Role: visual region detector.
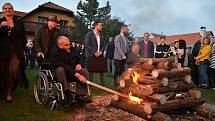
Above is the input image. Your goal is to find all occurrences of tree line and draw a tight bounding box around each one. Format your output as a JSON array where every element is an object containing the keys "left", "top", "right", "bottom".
[{"left": 70, "top": 0, "right": 133, "bottom": 44}]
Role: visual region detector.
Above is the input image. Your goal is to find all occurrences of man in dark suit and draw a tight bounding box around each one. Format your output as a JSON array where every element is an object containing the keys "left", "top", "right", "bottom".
[
  {"left": 84, "top": 21, "right": 106, "bottom": 85},
  {"left": 139, "top": 32, "right": 154, "bottom": 58},
  {"left": 49, "top": 36, "right": 91, "bottom": 109},
  {"left": 114, "top": 25, "right": 130, "bottom": 87}
]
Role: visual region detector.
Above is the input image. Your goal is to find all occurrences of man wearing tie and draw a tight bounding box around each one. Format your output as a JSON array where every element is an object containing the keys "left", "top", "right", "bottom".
[
  {"left": 139, "top": 32, "right": 154, "bottom": 58},
  {"left": 114, "top": 25, "right": 130, "bottom": 87}
]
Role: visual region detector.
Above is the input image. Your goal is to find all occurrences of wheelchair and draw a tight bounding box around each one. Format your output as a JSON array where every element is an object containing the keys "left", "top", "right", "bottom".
[{"left": 33, "top": 60, "right": 89, "bottom": 110}]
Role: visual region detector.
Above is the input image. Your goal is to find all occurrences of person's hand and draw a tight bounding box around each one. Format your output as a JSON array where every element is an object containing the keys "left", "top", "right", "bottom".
[
  {"left": 122, "top": 56, "right": 126, "bottom": 59},
  {"left": 98, "top": 51, "right": 102, "bottom": 56},
  {"left": 0, "top": 21, "right": 8, "bottom": 27},
  {"left": 95, "top": 51, "right": 101, "bottom": 57},
  {"left": 75, "top": 64, "right": 82, "bottom": 71},
  {"left": 75, "top": 73, "right": 86, "bottom": 83},
  {"left": 36, "top": 52, "right": 44, "bottom": 58}
]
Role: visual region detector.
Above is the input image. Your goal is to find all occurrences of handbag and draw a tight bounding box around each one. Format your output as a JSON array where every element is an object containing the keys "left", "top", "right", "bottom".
[{"left": 87, "top": 56, "right": 107, "bottom": 72}]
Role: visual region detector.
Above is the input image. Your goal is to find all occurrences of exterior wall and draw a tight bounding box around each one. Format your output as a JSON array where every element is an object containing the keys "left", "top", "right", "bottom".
[{"left": 23, "top": 11, "right": 75, "bottom": 27}]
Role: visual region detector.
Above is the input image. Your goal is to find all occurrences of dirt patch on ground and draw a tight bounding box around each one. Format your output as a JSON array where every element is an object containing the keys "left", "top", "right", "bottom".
[{"left": 66, "top": 95, "right": 215, "bottom": 121}]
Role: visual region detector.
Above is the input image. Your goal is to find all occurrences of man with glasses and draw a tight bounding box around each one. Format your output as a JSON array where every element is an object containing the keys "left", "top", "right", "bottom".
[{"left": 139, "top": 32, "right": 154, "bottom": 58}]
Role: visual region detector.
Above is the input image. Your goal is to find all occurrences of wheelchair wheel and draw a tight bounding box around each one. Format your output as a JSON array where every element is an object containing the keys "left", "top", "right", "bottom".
[{"left": 34, "top": 72, "right": 49, "bottom": 105}]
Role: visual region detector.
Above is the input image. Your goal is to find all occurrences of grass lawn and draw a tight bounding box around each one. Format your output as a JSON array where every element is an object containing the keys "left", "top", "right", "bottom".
[{"left": 0, "top": 69, "right": 215, "bottom": 121}]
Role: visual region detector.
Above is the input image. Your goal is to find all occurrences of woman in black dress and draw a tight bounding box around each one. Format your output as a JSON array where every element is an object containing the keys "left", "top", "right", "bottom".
[{"left": 0, "top": 3, "right": 28, "bottom": 102}]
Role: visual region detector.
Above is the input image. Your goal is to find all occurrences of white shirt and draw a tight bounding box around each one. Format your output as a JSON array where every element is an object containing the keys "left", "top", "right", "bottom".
[{"left": 94, "top": 31, "right": 100, "bottom": 52}]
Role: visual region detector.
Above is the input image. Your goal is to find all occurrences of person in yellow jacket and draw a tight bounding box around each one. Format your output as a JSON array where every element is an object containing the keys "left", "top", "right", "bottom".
[{"left": 195, "top": 38, "right": 212, "bottom": 88}]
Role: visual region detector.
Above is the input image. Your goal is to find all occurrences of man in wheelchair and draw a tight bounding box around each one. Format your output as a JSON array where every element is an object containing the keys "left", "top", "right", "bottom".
[{"left": 48, "top": 36, "right": 91, "bottom": 108}]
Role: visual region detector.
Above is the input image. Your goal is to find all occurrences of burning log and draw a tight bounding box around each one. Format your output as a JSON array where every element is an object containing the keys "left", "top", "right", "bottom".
[
  {"left": 143, "top": 97, "right": 204, "bottom": 115},
  {"left": 120, "top": 68, "right": 134, "bottom": 80},
  {"left": 110, "top": 99, "right": 151, "bottom": 120},
  {"left": 151, "top": 112, "right": 172, "bottom": 121},
  {"left": 119, "top": 78, "right": 168, "bottom": 88},
  {"left": 196, "top": 104, "right": 214, "bottom": 119},
  {"left": 152, "top": 67, "right": 191, "bottom": 79},
  {"left": 113, "top": 92, "right": 167, "bottom": 105}
]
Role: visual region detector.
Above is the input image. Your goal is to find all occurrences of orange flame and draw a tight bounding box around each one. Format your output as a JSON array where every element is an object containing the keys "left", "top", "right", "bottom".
[
  {"left": 131, "top": 71, "right": 140, "bottom": 84},
  {"left": 128, "top": 92, "right": 143, "bottom": 104}
]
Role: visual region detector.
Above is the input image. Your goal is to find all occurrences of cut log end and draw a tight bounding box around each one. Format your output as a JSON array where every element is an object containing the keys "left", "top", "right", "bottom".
[
  {"left": 144, "top": 103, "right": 153, "bottom": 115},
  {"left": 152, "top": 94, "right": 167, "bottom": 105},
  {"left": 196, "top": 104, "right": 213, "bottom": 119},
  {"left": 161, "top": 78, "right": 169, "bottom": 87},
  {"left": 185, "top": 75, "right": 192, "bottom": 84},
  {"left": 188, "top": 89, "right": 201, "bottom": 99},
  {"left": 119, "top": 79, "right": 125, "bottom": 88},
  {"left": 113, "top": 94, "right": 119, "bottom": 101}
]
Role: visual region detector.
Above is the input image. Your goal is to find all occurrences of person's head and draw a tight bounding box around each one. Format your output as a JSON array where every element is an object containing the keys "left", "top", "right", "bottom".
[
  {"left": 2, "top": 3, "right": 14, "bottom": 17},
  {"left": 109, "top": 37, "right": 113, "bottom": 42},
  {"left": 120, "top": 25, "right": 128, "bottom": 35},
  {"left": 143, "top": 32, "right": 150, "bottom": 41},
  {"left": 47, "top": 15, "right": 58, "bottom": 30},
  {"left": 174, "top": 40, "right": 180, "bottom": 49},
  {"left": 57, "top": 36, "right": 71, "bottom": 53},
  {"left": 203, "top": 38, "right": 210, "bottom": 45},
  {"left": 131, "top": 43, "right": 140, "bottom": 55},
  {"left": 160, "top": 36, "right": 166, "bottom": 44},
  {"left": 93, "top": 21, "right": 103, "bottom": 33},
  {"left": 212, "top": 37, "right": 215, "bottom": 43}
]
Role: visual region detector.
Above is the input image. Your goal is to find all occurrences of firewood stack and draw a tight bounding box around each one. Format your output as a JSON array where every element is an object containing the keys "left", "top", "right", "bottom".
[{"left": 110, "top": 57, "right": 213, "bottom": 121}]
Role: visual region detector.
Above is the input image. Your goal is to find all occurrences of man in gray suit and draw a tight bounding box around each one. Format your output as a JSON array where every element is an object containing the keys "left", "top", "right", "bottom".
[
  {"left": 114, "top": 25, "right": 130, "bottom": 87},
  {"left": 84, "top": 21, "right": 106, "bottom": 85}
]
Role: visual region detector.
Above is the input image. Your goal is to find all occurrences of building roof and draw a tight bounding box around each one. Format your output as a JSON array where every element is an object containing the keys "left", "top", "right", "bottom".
[
  {"left": 20, "top": 2, "right": 74, "bottom": 20},
  {"left": 38, "top": 2, "right": 73, "bottom": 13},
  {"left": 0, "top": 11, "right": 27, "bottom": 18},
  {"left": 151, "top": 31, "right": 213, "bottom": 46}
]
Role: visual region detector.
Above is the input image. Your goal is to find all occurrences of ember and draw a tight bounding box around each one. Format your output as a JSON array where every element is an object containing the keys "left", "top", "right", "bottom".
[{"left": 128, "top": 92, "right": 143, "bottom": 104}]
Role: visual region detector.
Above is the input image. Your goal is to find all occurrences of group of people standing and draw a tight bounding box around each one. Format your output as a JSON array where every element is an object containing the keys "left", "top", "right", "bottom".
[{"left": 1, "top": 2, "right": 215, "bottom": 108}]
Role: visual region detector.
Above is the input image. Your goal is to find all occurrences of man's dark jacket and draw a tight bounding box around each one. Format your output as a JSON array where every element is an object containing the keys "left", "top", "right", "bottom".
[
  {"left": 49, "top": 45, "right": 83, "bottom": 81},
  {"left": 33, "top": 25, "right": 62, "bottom": 57}
]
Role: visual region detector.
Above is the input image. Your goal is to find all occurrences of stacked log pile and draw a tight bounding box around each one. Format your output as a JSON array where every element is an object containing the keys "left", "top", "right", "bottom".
[{"left": 110, "top": 58, "right": 213, "bottom": 121}]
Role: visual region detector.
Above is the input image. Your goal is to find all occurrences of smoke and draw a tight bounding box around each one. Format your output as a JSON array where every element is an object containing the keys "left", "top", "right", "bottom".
[{"left": 108, "top": 0, "right": 215, "bottom": 36}]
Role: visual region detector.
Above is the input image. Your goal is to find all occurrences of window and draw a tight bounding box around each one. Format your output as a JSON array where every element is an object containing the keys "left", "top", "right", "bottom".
[
  {"left": 60, "top": 20, "right": 68, "bottom": 27},
  {"left": 38, "top": 16, "right": 48, "bottom": 23}
]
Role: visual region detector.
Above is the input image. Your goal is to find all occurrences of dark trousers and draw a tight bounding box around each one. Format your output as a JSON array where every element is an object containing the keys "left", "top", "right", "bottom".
[
  {"left": 55, "top": 67, "right": 89, "bottom": 95},
  {"left": 209, "top": 68, "right": 215, "bottom": 88},
  {"left": 89, "top": 72, "right": 105, "bottom": 84},
  {"left": 191, "top": 64, "right": 199, "bottom": 85},
  {"left": 114, "top": 59, "right": 126, "bottom": 87}
]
